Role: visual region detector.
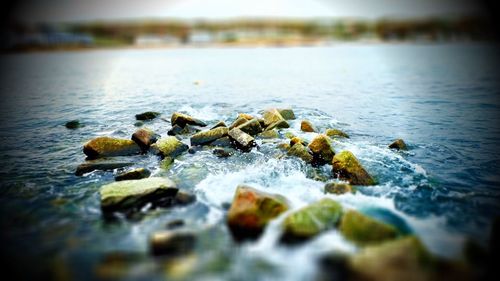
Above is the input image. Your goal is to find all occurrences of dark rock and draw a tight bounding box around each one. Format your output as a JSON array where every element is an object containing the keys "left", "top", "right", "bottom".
[
  {"left": 211, "top": 136, "right": 232, "bottom": 148},
  {"left": 228, "top": 116, "right": 248, "bottom": 130},
  {"left": 287, "top": 143, "right": 313, "bottom": 163},
  {"left": 317, "top": 254, "right": 352, "bottom": 281},
  {"left": 228, "top": 128, "right": 256, "bottom": 152},
  {"left": 132, "top": 128, "right": 159, "bottom": 151},
  {"left": 171, "top": 112, "right": 206, "bottom": 127},
  {"left": 339, "top": 210, "right": 399, "bottom": 246},
  {"left": 75, "top": 161, "right": 133, "bottom": 176},
  {"left": 300, "top": 120, "right": 317, "bottom": 132},
  {"left": 325, "top": 128, "right": 349, "bottom": 138},
  {"left": 324, "top": 182, "right": 355, "bottom": 195},
  {"left": 210, "top": 120, "right": 227, "bottom": 129},
  {"left": 188, "top": 146, "right": 203, "bottom": 154},
  {"left": 190, "top": 127, "right": 229, "bottom": 146},
  {"left": 277, "top": 108, "right": 296, "bottom": 120},
  {"left": 332, "top": 151, "right": 376, "bottom": 185},
  {"left": 308, "top": 134, "right": 335, "bottom": 165},
  {"left": 290, "top": 137, "right": 307, "bottom": 146},
  {"left": 134, "top": 121, "right": 144, "bottom": 127},
  {"left": 227, "top": 185, "right": 289, "bottom": 241},
  {"left": 115, "top": 168, "right": 151, "bottom": 181},
  {"left": 83, "top": 137, "right": 141, "bottom": 159},
  {"left": 135, "top": 111, "right": 160, "bottom": 121},
  {"left": 174, "top": 191, "right": 196, "bottom": 205},
  {"left": 389, "top": 139, "right": 408, "bottom": 150},
  {"left": 150, "top": 231, "right": 196, "bottom": 257},
  {"left": 237, "top": 119, "right": 263, "bottom": 136},
  {"left": 150, "top": 137, "right": 189, "bottom": 158},
  {"left": 213, "top": 147, "right": 234, "bottom": 158},
  {"left": 166, "top": 219, "right": 185, "bottom": 229},
  {"left": 168, "top": 124, "right": 201, "bottom": 136},
  {"left": 65, "top": 120, "right": 82, "bottom": 129},
  {"left": 266, "top": 119, "right": 290, "bottom": 130}
]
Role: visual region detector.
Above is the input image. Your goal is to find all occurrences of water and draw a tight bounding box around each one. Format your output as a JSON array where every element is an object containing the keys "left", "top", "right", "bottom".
[{"left": 1, "top": 43, "right": 500, "bottom": 280}]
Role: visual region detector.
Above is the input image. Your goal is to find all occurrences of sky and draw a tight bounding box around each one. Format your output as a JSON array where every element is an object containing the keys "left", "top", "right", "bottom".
[{"left": 10, "top": 0, "right": 484, "bottom": 23}]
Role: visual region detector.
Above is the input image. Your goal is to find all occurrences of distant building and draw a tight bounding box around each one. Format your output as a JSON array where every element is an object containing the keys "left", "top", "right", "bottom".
[
  {"left": 134, "top": 34, "right": 181, "bottom": 46},
  {"left": 188, "top": 31, "right": 214, "bottom": 44}
]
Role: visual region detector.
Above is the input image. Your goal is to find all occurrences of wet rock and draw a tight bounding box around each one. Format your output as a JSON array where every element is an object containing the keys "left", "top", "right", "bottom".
[
  {"left": 150, "top": 231, "right": 196, "bottom": 257},
  {"left": 166, "top": 219, "right": 185, "bottom": 229},
  {"left": 324, "top": 182, "right": 355, "bottom": 195},
  {"left": 228, "top": 128, "right": 256, "bottom": 152},
  {"left": 284, "top": 132, "right": 296, "bottom": 139},
  {"left": 227, "top": 185, "right": 289, "bottom": 241},
  {"left": 134, "top": 121, "right": 144, "bottom": 127},
  {"left": 100, "top": 177, "right": 178, "bottom": 213},
  {"left": 389, "top": 139, "right": 408, "bottom": 150},
  {"left": 75, "top": 161, "right": 133, "bottom": 176},
  {"left": 339, "top": 210, "right": 399, "bottom": 246},
  {"left": 135, "top": 111, "right": 160, "bottom": 121},
  {"left": 281, "top": 198, "right": 342, "bottom": 244},
  {"left": 168, "top": 124, "right": 201, "bottom": 136},
  {"left": 115, "top": 168, "right": 151, "bottom": 181},
  {"left": 160, "top": 157, "right": 174, "bottom": 170},
  {"left": 325, "top": 128, "right": 349, "bottom": 138},
  {"left": 151, "top": 137, "right": 189, "bottom": 158},
  {"left": 277, "top": 108, "right": 296, "bottom": 120},
  {"left": 174, "top": 191, "right": 196, "bottom": 206},
  {"left": 213, "top": 147, "right": 234, "bottom": 158},
  {"left": 262, "top": 109, "right": 286, "bottom": 127},
  {"left": 290, "top": 137, "right": 308, "bottom": 147},
  {"left": 308, "top": 134, "right": 335, "bottom": 164},
  {"left": 266, "top": 119, "right": 290, "bottom": 130},
  {"left": 277, "top": 142, "right": 291, "bottom": 152},
  {"left": 83, "top": 137, "right": 141, "bottom": 159},
  {"left": 132, "top": 128, "right": 159, "bottom": 151},
  {"left": 258, "top": 129, "right": 279, "bottom": 139},
  {"left": 238, "top": 113, "right": 255, "bottom": 120},
  {"left": 332, "top": 151, "right": 376, "bottom": 185},
  {"left": 287, "top": 143, "right": 313, "bottom": 163},
  {"left": 228, "top": 116, "right": 248, "bottom": 130},
  {"left": 300, "top": 120, "right": 317, "bottom": 132},
  {"left": 171, "top": 112, "right": 207, "bottom": 127},
  {"left": 210, "top": 120, "right": 227, "bottom": 129},
  {"left": 65, "top": 120, "right": 82, "bottom": 129},
  {"left": 211, "top": 136, "right": 232, "bottom": 148},
  {"left": 190, "top": 127, "right": 229, "bottom": 146},
  {"left": 317, "top": 253, "right": 352, "bottom": 281},
  {"left": 237, "top": 119, "right": 263, "bottom": 136}
]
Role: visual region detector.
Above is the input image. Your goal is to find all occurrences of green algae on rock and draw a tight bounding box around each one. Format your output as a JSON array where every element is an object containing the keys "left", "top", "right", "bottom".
[
  {"left": 100, "top": 177, "right": 178, "bottom": 213},
  {"left": 332, "top": 151, "right": 376, "bottom": 185},
  {"left": 168, "top": 124, "right": 201, "bottom": 136},
  {"left": 83, "top": 137, "right": 141, "bottom": 159},
  {"left": 287, "top": 143, "right": 314, "bottom": 163},
  {"left": 131, "top": 128, "right": 159, "bottom": 151},
  {"left": 281, "top": 198, "right": 343, "bottom": 243},
  {"left": 237, "top": 118, "right": 263, "bottom": 136},
  {"left": 339, "top": 210, "right": 399, "bottom": 246},
  {"left": 300, "top": 120, "right": 317, "bottom": 132},
  {"left": 258, "top": 129, "right": 279, "bottom": 139},
  {"left": 190, "top": 127, "right": 229, "bottom": 146},
  {"left": 227, "top": 185, "right": 289, "bottom": 241},
  {"left": 389, "top": 138, "right": 408, "bottom": 150},
  {"left": 135, "top": 111, "right": 160, "bottom": 121},
  {"left": 115, "top": 168, "right": 151, "bottom": 181},
  {"left": 308, "top": 134, "right": 335, "bottom": 164},
  {"left": 325, "top": 128, "right": 349, "bottom": 138},
  {"left": 277, "top": 108, "right": 296, "bottom": 120},
  {"left": 262, "top": 109, "right": 289, "bottom": 130},
  {"left": 324, "top": 182, "right": 355, "bottom": 195},
  {"left": 171, "top": 112, "right": 207, "bottom": 127},
  {"left": 210, "top": 120, "right": 227, "bottom": 129},
  {"left": 150, "top": 137, "right": 189, "bottom": 158}
]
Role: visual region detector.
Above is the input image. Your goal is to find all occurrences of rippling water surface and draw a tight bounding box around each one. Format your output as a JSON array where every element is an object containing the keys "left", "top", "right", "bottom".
[{"left": 1, "top": 43, "right": 500, "bottom": 280}]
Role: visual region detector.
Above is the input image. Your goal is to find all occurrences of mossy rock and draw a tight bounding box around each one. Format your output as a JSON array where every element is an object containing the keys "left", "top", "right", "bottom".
[
  {"left": 277, "top": 142, "right": 291, "bottom": 152},
  {"left": 281, "top": 198, "right": 342, "bottom": 243},
  {"left": 287, "top": 143, "right": 313, "bottom": 163},
  {"left": 228, "top": 117, "right": 248, "bottom": 130},
  {"left": 228, "top": 128, "right": 256, "bottom": 152},
  {"left": 131, "top": 128, "right": 159, "bottom": 151},
  {"left": 339, "top": 210, "right": 399, "bottom": 246},
  {"left": 100, "top": 177, "right": 178, "bottom": 213},
  {"left": 210, "top": 120, "right": 227, "bottom": 129},
  {"left": 171, "top": 112, "right": 207, "bottom": 127},
  {"left": 115, "top": 168, "right": 151, "bottom": 181},
  {"left": 332, "top": 151, "right": 376, "bottom": 185},
  {"left": 277, "top": 108, "right": 296, "bottom": 120},
  {"left": 83, "top": 137, "right": 141, "bottom": 159},
  {"left": 237, "top": 118, "right": 263, "bottom": 136},
  {"left": 135, "top": 111, "right": 160, "bottom": 121},
  {"left": 290, "top": 137, "right": 307, "bottom": 147},
  {"left": 238, "top": 113, "right": 255, "bottom": 120},
  {"left": 266, "top": 119, "right": 290, "bottom": 131},
  {"left": 324, "top": 182, "right": 355, "bottom": 195},
  {"left": 227, "top": 185, "right": 289, "bottom": 241},
  {"left": 325, "top": 128, "right": 349, "bottom": 138},
  {"left": 262, "top": 109, "right": 287, "bottom": 128},
  {"left": 258, "top": 129, "right": 279, "bottom": 139},
  {"left": 308, "top": 134, "right": 335, "bottom": 164},
  {"left": 151, "top": 137, "right": 189, "bottom": 158},
  {"left": 190, "top": 127, "right": 229, "bottom": 146},
  {"left": 300, "top": 120, "right": 317, "bottom": 132},
  {"left": 168, "top": 124, "right": 200, "bottom": 136}
]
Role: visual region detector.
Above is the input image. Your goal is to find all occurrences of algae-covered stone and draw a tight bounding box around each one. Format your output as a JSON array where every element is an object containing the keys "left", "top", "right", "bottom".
[
  {"left": 151, "top": 137, "right": 189, "bottom": 158},
  {"left": 65, "top": 120, "right": 82, "bottom": 129},
  {"left": 238, "top": 113, "right": 255, "bottom": 120},
  {"left": 213, "top": 147, "right": 234, "bottom": 158},
  {"left": 290, "top": 137, "right": 307, "bottom": 146},
  {"left": 262, "top": 109, "right": 287, "bottom": 127},
  {"left": 75, "top": 161, "right": 133, "bottom": 176},
  {"left": 132, "top": 128, "right": 159, "bottom": 151},
  {"left": 266, "top": 119, "right": 290, "bottom": 130},
  {"left": 211, "top": 120, "right": 227, "bottom": 129},
  {"left": 324, "top": 182, "right": 355, "bottom": 195},
  {"left": 100, "top": 177, "right": 178, "bottom": 213},
  {"left": 228, "top": 128, "right": 256, "bottom": 152},
  {"left": 277, "top": 108, "right": 296, "bottom": 120},
  {"left": 308, "top": 134, "right": 335, "bottom": 164},
  {"left": 228, "top": 117, "right": 248, "bottom": 130},
  {"left": 389, "top": 139, "right": 408, "bottom": 150},
  {"left": 277, "top": 142, "right": 291, "bottom": 152},
  {"left": 115, "top": 168, "right": 151, "bottom": 181},
  {"left": 287, "top": 143, "right": 313, "bottom": 163},
  {"left": 135, "top": 111, "right": 160, "bottom": 121},
  {"left": 339, "top": 210, "right": 399, "bottom": 246},
  {"left": 326, "top": 128, "right": 349, "bottom": 138},
  {"left": 300, "top": 120, "right": 317, "bottom": 132},
  {"left": 237, "top": 119, "right": 263, "bottom": 136},
  {"left": 171, "top": 112, "right": 207, "bottom": 127},
  {"left": 281, "top": 198, "right": 342, "bottom": 243},
  {"left": 190, "top": 127, "right": 229, "bottom": 146},
  {"left": 258, "top": 129, "right": 279, "bottom": 139},
  {"left": 227, "top": 185, "right": 289, "bottom": 241},
  {"left": 332, "top": 151, "right": 376, "bottom": 185},
  {"left": 83, "top": 137, "right": 141, "bottom": 159},
  {"left": 168, "top": 124, "right": 200, "bottom": 136},
  {"left": 211, "top": 136, "right": 232, "bottom": 148},
  {"left": 150, "top": 231, "right": 196, "bottom": 257}
]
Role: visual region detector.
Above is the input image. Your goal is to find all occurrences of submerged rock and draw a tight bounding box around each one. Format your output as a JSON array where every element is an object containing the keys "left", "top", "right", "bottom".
[
  {"left": 258, "top": 129, "right": 279, "bottom": 139},
  {"left": 190, "top": 127, "right": 229, "bottom": 146},
  {"left": 339, "top": 210, "right": 399, "bottom": 246},
  {"left": 281, "top": 198, "right": 342, "bottom": 244},
  {"left": 389, "top": 139, "right": 408, "bottom": 150},
  {"left": 308, "top": 134, "right": 335, "bottom": 164},
  {"left": 300, "top": 120, "right": 317, "bottom": 132},
  {"left": 228, "top": 128, "right": 256, "bottom": 152},
  {"left": 65, "top": 120, "right": 82, "bottom": 129},
  {"left": 287, "top": 143, "right": 313, "bottom": 163},
  {"left": 332, "top": 151, "right": 376, "bottom": 185},
  {"left": 135, "top": 111, "right": 160, "bottom": 121},
  {"left": 325, "top": 128, "right": 349, "bottom": 138},
  {"left": 174, "top": 191, "right": 196, "bottom": 206},
  {"left": 227, "top": 185, "right": 289, "bottom": 241},
  {"left": 83, "top": 137, "right": 141, "bottom": 159},
  {"left": 171, "top": 112, "right": 207, "bottom": 127},
  {"left": 213, "top": 147, "right": 234, "bottom": 158},
  {"left": 211, "top": 136, "right": 232, "bottom": 148},
  {"left": 324, "top": 182, "right": 355, "bottom": 195},
  {"left": 266, "top": 119, "right": 290, "bottom": 131},
  {"left": 75, "top": 161, "right": 133, "bottom": 176},
  {"left": 151, "top": 137, "right": 189, "bottom": 158},
  {"left": 100, "top": 177, "right": 178, "bottom": 213},
  {"left": 115, "top": 168, "right": 151, "bottom": 181},
  {"left": 150, "top": 231, "right": 196, "bottom": 257},
  {"left": 277, "top": 108, "right": 296, "bottom": 120},
  {"left": 210, "top": 120, "right": 227, "bottom": 129},
  {"left": 262, "top": 109, "right": 289, "bottom": 129},
  {"left": 237, "top": 119, "right": 263, "bottom": 136},
  {"left": 167, "top": 124, "right": 200, "bottom": 136},
  {"left": 132, "top": 128, "right": 159, "bottom": 151}
]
